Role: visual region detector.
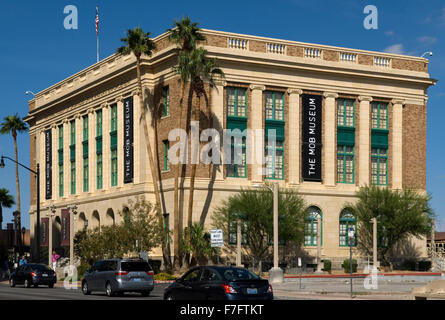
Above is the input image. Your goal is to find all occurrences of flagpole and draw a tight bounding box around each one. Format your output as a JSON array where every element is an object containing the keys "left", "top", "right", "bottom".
[
  {"left": 97, "top": 34, "right": 99, "bottom": 63},
  {"left": 96, "top": 5, "right": 99, "bottom": 63}
]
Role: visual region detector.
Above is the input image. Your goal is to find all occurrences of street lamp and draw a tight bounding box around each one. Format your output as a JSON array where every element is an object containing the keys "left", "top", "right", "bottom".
[
  {"left": 348, "top": 227, "right": 355, "bottom": 298},
  {"left": 252, "top": 182, "right": 283, "bottom": 284},
  {"left": 47, "top": 205, "right": 56, "bottom": 266},
  {"left": 420, "top": 51, "right": 433, "bottom": 58},
  {"left": 0, "top": 155, "right": 40, "bottom": 263},
  {"left": 67, "top": 204, "right": 78, "bottom": 266}
]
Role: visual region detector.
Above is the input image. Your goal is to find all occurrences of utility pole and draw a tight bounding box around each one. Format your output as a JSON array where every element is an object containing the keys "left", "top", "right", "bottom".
[{"left": 372, "top": 217, "right": 378, "bottom": 268}]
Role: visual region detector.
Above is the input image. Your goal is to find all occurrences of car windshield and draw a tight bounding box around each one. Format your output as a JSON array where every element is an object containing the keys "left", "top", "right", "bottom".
[
  {"left": 31, "top": 264, "right": 51, "bottom": 271},
  {"left": 120, "top": 261, "right": 152, "bottom": 272},
  {"left": 221, "top": 268, "right": 260, "bottom": 281}
]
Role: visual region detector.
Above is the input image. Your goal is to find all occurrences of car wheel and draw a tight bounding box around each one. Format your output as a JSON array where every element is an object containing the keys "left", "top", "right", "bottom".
[
  {"left": 24, "top": 279, "right": 31, "bottom": 288},
  {"left": 82, "top": 281, "right": 91, "bottom": 295},
  {"left": 9, "top": 278, "right": 15, "bottom": 287},
  {"left": 106, "top": 282, "right": 114, "bottom": 297},
  {"left": 48, "top": 284, "right": 54, "bottom": 288}
]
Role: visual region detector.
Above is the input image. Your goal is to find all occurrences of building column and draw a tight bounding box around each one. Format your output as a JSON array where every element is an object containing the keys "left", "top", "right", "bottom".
[
  {"left": 211, "top": 82, "right": 225, "bottom": 181},
  {"left": 88, "top": 108, "right": 96, "bottom": 194},
  {"left": 63, "top": 119, "right": 70, "bottom": 198},
  {"left": 133, "top": 93, "right": 142, "bottom": 184},
  {"left": 249, "top": 84, "right": 265, "bottom": 183},
  {"left": 102, "top": 104, "right": 110, "bottom": 190},
  {"left": 323, "top": 92, "right": 338, "bottom": 187},
  {"left": 51, "top": 125, "right": 58, "bottom": 201},
  {"left": 117, "top": 97, "right": 124, "bottom": 187},
  {"left": 358, "top": 96, "right": 372, "bottom": 186},
  {"left": 288, "top": 88, "right": 302, "bottom": 185},
  {"left": 75, "top": 114, "right": 82, "bottom": 195},
  {"left": 392, "top": 99, "right": 404, "bottom": 189}
]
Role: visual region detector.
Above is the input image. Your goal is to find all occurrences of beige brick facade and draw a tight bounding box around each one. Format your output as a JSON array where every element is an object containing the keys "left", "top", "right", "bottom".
[{"left": 25, "top": 29, "right": 434, "bottom": 264}]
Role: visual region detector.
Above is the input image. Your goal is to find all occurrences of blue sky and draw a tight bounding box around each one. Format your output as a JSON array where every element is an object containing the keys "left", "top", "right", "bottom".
[{"left": 0, "top": 0, "right": 444, "bottom": 230}]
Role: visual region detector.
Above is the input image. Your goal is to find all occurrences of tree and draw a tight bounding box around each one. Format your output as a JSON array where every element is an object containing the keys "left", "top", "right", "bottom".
[
  {"left": 117, "top": 28, "right": 160, "bottom": 209},
  {"left": 0, "top": 188, "right": 15, "bottom": 228},
  {"left": 74, "top": 196, "right": 163, "bottom": 266},
  {"left": 167, "top": 16, "right": 206, "bottom": 270},
  {"left": 1, "top": 114, "right": 27, "bottom": 246},
  {"left": 180, "top": 223, "right": 215, "bottom": 267},
  {"left": 177, "top": 47, "right": 224, "bottom": 267},
  {"left": 117, "top": 27, "right": 169, "bottom": 267},
  {"left": 212, "top": 185, "right": 306, "bottom": 265},
  {"left": 351, "top": 185, "right": 434, "bottom": 265}
]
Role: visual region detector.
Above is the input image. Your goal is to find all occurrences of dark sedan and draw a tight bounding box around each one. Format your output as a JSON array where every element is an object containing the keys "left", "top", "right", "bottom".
[
  {"left": 9, "top": 264, "right": 57, "bottom": 288},
  {"left": 164, "top": 266, "right": 273, "bottom": 300}
]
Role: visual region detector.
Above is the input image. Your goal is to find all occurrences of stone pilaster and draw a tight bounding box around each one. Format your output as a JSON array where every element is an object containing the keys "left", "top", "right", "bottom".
[
  {"left": 358, "top": 96, "right": 372, "bottom": 187},
  {"left": 392, "top": 98, "right": 404, "bottom": 189},
  {"left": 88, "top": 108, "right": 96, "bottom": 194},
  {"left": 211, "top": 81, "right": 226, "bottom": 181},
  {"left": 63, "top": 119, "right": 70, "bottom": 198},
  {"left": 323, "top": 92, "right": 338, "bottom": 187},
  {"left": 75, "top": 113, "right": 82, "bottom": 195},
  {"left": 102, "top": 104, "right": 110, "bottom": 190},
  {"left": 249, "top": 84, "right": 266, "bottom": 183},
  {"left": 288, "top": 88, "right": 303, "bottom": 185}
]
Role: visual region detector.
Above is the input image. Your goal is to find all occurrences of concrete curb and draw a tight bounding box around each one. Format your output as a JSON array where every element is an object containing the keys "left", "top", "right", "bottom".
[{"left": 284, "top": 272, "right": 443, "bottom": 279}]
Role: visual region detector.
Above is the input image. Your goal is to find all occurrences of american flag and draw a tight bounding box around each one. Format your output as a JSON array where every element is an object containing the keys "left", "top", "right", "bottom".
[{"left": 95, "top": 6, "right": 99, "bottom": 35}]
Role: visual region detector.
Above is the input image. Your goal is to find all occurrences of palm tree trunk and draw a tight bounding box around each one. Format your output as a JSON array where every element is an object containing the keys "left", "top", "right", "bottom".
[
  {"left": 173, "top": 81, "right": 186, "bottom": 270},
  {"left": 136, "top": 57, "right": 161, "bottom": 210},
  {"left": 13, "top": 133, "right": 21, "bottom": 248},
  {"left": 186, "top": 88, "right": 201, "bottom": 266}
]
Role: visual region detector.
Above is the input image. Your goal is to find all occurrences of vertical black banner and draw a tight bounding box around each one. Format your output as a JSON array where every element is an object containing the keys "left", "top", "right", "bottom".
[
  {"left": 61, "top": 209, "right": 70, "bottom": 246},
  {"left": 45, "top": 129, "right": 52, "bottom": 199},
  {"left": 123, "top": 96, "right": 134, "bottom": 183},
  {"left": 302, "top": 94, "right": 322, "bottom": 182}
]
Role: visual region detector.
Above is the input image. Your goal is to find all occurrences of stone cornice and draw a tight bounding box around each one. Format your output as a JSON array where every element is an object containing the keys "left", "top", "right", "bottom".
[{"left": 391, "top": 98, "right": 405, "bottom": 105}]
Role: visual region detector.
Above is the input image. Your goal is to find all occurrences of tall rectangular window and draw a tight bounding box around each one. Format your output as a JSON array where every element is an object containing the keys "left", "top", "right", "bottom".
[
  {"left": 337, "top": 146, "right": 354, "bottom": 183},
  {"left": 162, "top": 86, "right": 170, "bottom": 117},
  {"left": 82, "top": 115, "right": 89, "bottom": 192},
  {"left": 58, "top": 125, "right": 63, "bottom": 197},
  {"left": 265, "top": 91, "right": 285, "bottom": 180},
  {"left": 110, "top": 104, "right": 117, "bottom": 187},
  {"left": 163, "top": 140, "right": 170, "bottom": 171},
  {"left": 96, "top": 110, "right": 103, "bottom": 189},
  {"left": 371, "top": 102, "right": 388, "bottom": 129},
  {"left": 226, "top": 87, "right": 247, "bottom": 178},
  {"left": 337, "top": 99, "right": 356, "bottom": 184},
  {"left": 371, "top": 148, "right": 388, "bottom": 185},
  {"left": 227, "top": 87, "right": 247, "bottom": 118},
  {"left": 69, "top": 120, "right": 76, "bottom": 195}
]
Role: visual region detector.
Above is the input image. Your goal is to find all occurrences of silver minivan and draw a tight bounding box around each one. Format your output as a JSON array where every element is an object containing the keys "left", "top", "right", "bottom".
[{"left": 81, "top": 259, "right": 155, "bottom": 297}]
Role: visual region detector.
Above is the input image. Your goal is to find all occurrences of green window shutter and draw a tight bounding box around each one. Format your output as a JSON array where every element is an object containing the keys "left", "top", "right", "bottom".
[
  {"left": 110, "top": 131, "right": 117, "bottom": 150},
  {"left": 82, "top": 141, "right": 89, "bottom": 158},
  {"left": 371, "top": 129, "right": 389, "bottom": 149},
  {"left": 337, "top": 126, "right": 356, "bottom": 146},
  {"left": 265, "top": 120, "right": 285, "bottom": 140},
  {"left": 162, "top": 86, "right": 170, "bottom": 116},
  {"left": 227, "top": 117, "right": 247, "bottom": 131},
  {"left": 58, "top": 149, "right": 63, "bottom": 165},
  {"left": 70, "top": 145, "right": 75, "bottom": 161},
  {"left": 96, "top": 136, "right": 103, "bottom": 154}
]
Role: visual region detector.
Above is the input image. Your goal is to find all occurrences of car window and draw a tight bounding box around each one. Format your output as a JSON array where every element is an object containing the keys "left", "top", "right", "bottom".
[
  {"left": 32, "top": 265, "right": 51, "bottom": 271},
  {"left": 183, "top": 269, "right": 201, "bottom": 282},
  {"left": 120, "top": 261, "right": 152, "bottom": 272},
  {"left": 200, "top": 269, "right": 219, "bottom": 282},
  {"left": 222, "top": 268, "right": 259, "bottom": 281},
  {"left": 92, "top": 261, "right": 101, "bottom": 272},
  {"left": 107, "top": 261, "right": 118, "bottom": 271},
  {"left": 24, "top": 265, "right": 32, "bottom": 272}
]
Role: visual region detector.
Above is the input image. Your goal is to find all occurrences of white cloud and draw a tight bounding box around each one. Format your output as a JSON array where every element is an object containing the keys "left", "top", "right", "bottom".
[
  {"left": 383, "top": 44, "right": 404, "bottom": 55},
  {"left": 417, "top": 36, "right": 437, "bottom": 45}
]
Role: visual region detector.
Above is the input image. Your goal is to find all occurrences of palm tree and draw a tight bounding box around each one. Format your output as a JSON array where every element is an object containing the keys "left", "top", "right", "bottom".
[
  {"left": 168, "top": 17, "right": 206, "bottom": 269},
  {"left": 0, "top": 188, "right": 15, "bottom": 228},
  {"left": 117, "top": 28, "right": 161, "bottom": 209},
  {"left": 174, "top": 48, "right": 224, "bottom": 266},
  {"left": 0, "top": 114, "right": 27, "bottom": 225}
]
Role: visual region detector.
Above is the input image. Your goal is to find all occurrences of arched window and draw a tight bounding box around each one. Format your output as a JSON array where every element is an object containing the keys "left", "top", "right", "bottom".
[
  {"left": 304, "top": 206, "right": 322, "bottom": 246},
  {"left": 339, "top": 209, "right": 357, "bottom": 247}
]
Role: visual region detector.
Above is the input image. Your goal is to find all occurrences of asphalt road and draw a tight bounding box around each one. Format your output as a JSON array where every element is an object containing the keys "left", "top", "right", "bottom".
[{"left": 0, "top": 282, "right": 169, "bottom": 300}]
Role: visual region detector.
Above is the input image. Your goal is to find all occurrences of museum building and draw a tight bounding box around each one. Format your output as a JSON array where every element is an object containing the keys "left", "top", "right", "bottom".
[{"left": 25, "top": 28, "right": 436, "bottom": 266}]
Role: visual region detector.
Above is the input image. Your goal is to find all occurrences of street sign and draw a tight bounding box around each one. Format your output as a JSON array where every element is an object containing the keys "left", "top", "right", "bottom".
[
  {"left": 210, "top": 229, "right": 224, "bottom": 247},
  {"left": 348, "top": 227, "right": 355, "bottom": 239}
]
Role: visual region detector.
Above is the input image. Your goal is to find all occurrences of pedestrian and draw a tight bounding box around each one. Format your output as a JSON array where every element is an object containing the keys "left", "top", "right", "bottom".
[
  {"left": 19, "top": 255, "right": 27, "bottom": 266},
  {"left": 52, "top": 251, "right": 60, "bottom": 270}
]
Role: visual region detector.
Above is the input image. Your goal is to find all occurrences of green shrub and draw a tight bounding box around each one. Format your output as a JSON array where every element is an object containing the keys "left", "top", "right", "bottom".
[
  {"left": 76, "top": 264, "right": 90, "bottom": 278},
  {"left": 323, "top": 260, "right": 331, "bottom": 272},
  {"left": 418, "top": 260, "right": 431, "bottom": 271},
  {"left": 403, "top": 260, "right": 416, "bottom": 271},
  {"left": 343, "top": 259, "right": 357, "bottom": 273},
  {"left": 154, "top": 272, "right": 176, "bottom": 281}
]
